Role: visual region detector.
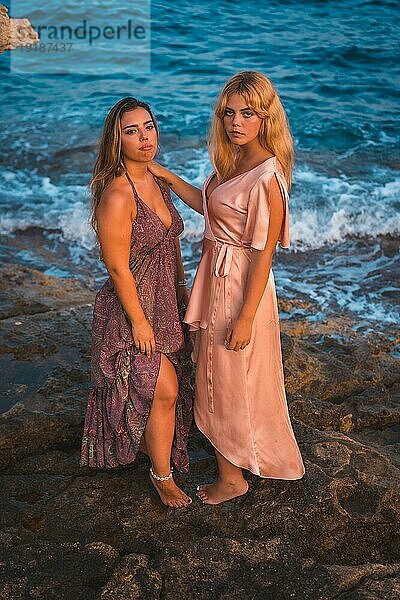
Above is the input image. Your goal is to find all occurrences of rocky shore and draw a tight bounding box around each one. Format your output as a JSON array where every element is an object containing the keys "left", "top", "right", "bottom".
[{"left": 0, "top": 264, "right": 399, "bottom": 599}]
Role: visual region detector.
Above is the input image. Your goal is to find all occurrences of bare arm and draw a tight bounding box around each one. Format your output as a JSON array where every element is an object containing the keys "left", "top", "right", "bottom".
[
  {"left": 226, "top": 175, "right": 285, "bottom": 351},
  {"left": 96, "top": 188, "right": 156, "bottom": 356},
  {"left": 149, "top": 161, "right": 203, "bottom": 214}
]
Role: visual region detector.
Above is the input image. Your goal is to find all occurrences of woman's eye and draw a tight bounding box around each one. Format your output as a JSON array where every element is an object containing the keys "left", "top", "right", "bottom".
[
  {"left": 243, "top": 112, "right": 253, "bottom": 118},
  {"left": 224, "top": 110, "right": 233, "bottom": 116},
  {"left": 126, "top": 129, "right": 138, "bottom": 135},
  {"left": 146, "top": 124, "right": 154, "bottom": 130}
]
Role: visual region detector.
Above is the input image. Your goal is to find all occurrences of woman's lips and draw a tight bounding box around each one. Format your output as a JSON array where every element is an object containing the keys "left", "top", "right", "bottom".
[
  {"left": 140, "top": 145, "right": 154, "bottom": 151},
  {"left": 231, "top": 131, "right": 244, "bottom": 138}
]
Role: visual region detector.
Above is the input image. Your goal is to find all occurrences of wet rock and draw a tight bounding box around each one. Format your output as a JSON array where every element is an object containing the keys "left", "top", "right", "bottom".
[
  {"left": 0, "top": 539, "right": 119, "bottom": 599},
  {"left": 99, "top": 554, "right": 162, "bottom": 599},
  {"left": 0, "top": 264, "right": 399, "bottom": 598},
  {"left": 0, "top": 264, "right": 94, "bottom": 320},
  {"left": 1, "top": 424, "right": 398, "bottom": 586},
  {"left": 283, "top": 320, "right": 399, "bottom": 405},
  {"left": 281, "top": 318, "right": 400, "bottom": 467},
  {"left": 157, "top": 536, "right": 400, "bottom": 600},
  {"left": 0, "top": 265, "right": 93, "bottom": 463}
]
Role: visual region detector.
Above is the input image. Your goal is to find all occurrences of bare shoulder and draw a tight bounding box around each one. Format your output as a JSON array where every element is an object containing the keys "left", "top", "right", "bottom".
[{"left": 97, "top": 177, "right": 134, "bottom": 219}]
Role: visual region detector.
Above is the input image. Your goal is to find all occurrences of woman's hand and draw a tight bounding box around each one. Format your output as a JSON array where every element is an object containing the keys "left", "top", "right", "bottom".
[
  {"left": 132, "top": 317, "right": 156, "bottom": 357},
  {"left": 148, "top": 160, "right": 170, "bottom": 180},
  {"left": 225, "top": 315, "right": 253, "bottom": 351}
]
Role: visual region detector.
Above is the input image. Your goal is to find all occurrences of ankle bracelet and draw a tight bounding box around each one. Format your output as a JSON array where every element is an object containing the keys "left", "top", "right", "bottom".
[{"left": 150, "top": 466, "right": 173, "bottom": 481}]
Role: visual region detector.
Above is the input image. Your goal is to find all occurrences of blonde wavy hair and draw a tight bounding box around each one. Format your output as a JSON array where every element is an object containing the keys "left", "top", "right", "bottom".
[
  {"left": 208, "top": 71, "right": 294, "bottom": 189},
  {"left": 90, "top": 97, "right": 159, "bottom": 233}
]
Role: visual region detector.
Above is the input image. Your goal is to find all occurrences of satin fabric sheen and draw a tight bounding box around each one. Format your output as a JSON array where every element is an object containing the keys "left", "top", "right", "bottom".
[{"left": 184, "top": 157, "right": 305, "bottom": 479}]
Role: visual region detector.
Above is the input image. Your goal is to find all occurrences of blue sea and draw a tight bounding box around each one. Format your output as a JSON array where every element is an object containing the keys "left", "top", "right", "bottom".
[{"left": 0, "top": 0, "right": 399, "bottom": 328}]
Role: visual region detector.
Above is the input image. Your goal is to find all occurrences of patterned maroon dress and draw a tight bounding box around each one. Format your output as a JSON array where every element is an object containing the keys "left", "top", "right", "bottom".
[{"left": 80, "top": 173, "right": 193, "bottom": 471}]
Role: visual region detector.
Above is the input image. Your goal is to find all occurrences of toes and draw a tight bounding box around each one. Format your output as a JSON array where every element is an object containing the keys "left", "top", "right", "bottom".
[
  {"left": 174, "top": 500, "right": 187, "bottom": 509},
  {"left": 196, "top": 485, "right": 208, "bottom": 499},
  {"left": 202, "top": 498, "right": 214, "bottom": 505},
  {"left": 167, "top": 494, "right": 191, "bottom": 509}
]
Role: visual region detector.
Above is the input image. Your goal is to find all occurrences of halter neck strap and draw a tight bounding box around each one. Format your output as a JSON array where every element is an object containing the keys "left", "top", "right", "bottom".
[
  {"left": 124, "top": 170, "right": 140, "bottom": 201},
  {"left": 124, "top": 170, "right": 167, "bottom": 202}
]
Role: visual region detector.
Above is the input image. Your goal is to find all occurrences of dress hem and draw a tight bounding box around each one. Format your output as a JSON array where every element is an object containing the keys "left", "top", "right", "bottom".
[{"left": 195, "top": 419, "right": 305, "bottom": 481}]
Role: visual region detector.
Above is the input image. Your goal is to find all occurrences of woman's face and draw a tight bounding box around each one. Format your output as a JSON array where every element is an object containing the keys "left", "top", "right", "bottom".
[
  {"left": 120, "top": 107, "right": 158, "bottom": 162},
  {"left": 223, "top": 93, "right": 262, "bottom": 146}
]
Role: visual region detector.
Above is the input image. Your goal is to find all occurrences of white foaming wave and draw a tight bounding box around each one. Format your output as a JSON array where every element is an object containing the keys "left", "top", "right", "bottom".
[
  {"left": 161, "top": 146, "right": 211, "bottom": 187},
  {"left": 290, "top": 167, "right": 400, "bottom": 249},
  {"left": 58, "top": 201, "right": 96, "bottom": 250},
  {"left": 0, "top": 169, "right": 95, "bottom": 249},
  {"left": 163, "top": 157, "right": 400, "bottom": 250},
  {"left": 1, "top": 164, "right": 399, "bottom": 252},
  {"left": 161, "top": 147, "right": 209, "bottom": 243},
  {"left": 178, "top": 205, "right": 205, "bottom": 243}
]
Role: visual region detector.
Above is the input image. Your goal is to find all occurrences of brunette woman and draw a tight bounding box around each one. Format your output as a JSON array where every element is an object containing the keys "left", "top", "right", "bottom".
[{"left": 80, "top": 97, "right": 193, "bottom": 509}]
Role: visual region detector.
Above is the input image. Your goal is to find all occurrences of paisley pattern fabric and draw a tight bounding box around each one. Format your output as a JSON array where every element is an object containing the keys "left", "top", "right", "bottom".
[{"left": 80, "top": 174, "right": 193, "bottom": 471}]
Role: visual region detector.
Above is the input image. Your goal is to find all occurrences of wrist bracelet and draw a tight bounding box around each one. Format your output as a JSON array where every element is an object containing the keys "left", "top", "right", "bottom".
[{"left": 177, "top": 279, "right": 187, "bottom": 287}]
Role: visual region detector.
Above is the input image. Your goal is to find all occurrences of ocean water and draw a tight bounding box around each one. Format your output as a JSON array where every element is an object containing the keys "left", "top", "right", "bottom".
[{"left": 0, "top": 0, "right": 399, "bottom": 326}]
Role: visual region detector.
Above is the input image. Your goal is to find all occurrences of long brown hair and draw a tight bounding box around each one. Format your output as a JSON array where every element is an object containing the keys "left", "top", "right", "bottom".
[
  {"left": 90, "top": 97, "right": 159, "bottom": 232},
  {"left": 208, "top": 71, "right": 294, "bottom": 189}
]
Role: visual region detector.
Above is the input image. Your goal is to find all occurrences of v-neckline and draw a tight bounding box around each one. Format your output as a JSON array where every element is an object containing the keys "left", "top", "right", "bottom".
[
  {"left": 126, "top": 172, "right": 173, "bottom": 233},
  {"left": 205, "top": 155, "right": 276, "bottom": 201}
]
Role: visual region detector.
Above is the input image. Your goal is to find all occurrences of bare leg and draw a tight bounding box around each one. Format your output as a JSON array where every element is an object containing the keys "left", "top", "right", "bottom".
[
  {"left": 196, "top": 449, "right": 248, "bottom": 505},
  {"left": 144, "top": 353, "right": 192, "bottom": 508}
]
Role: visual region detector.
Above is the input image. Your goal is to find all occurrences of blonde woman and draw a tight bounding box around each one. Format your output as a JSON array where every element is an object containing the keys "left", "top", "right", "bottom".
[
  {"left": 80, "top": 97, "right": 193, "bottom": 509},
  {"left": 150, "top": 71, "right": 305, "bottom": 504}
]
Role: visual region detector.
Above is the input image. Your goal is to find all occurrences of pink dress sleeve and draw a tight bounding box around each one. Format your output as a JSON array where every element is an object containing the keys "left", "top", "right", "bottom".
[{"left": 242, "top": 170, "right": 290, "bottom": 251}]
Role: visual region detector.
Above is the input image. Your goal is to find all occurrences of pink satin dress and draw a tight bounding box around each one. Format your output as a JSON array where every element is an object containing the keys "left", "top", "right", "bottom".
[{"left": 184, "top": 156, "right": 305, "bottom": 479}]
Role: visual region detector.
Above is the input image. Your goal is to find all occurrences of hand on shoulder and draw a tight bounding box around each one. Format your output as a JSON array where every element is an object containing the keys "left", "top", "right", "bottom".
[{"left": 148, "top": 160, "right": 170, "bottom": 180}]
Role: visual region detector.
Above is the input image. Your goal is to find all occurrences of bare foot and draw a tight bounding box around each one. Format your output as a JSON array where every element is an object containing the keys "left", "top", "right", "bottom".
[
  {"left": 149, "top": 473, "right": 192, "bottom": 509},
  {"left": 196, "top": 479, "right": 249, "bottom": 505}
]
